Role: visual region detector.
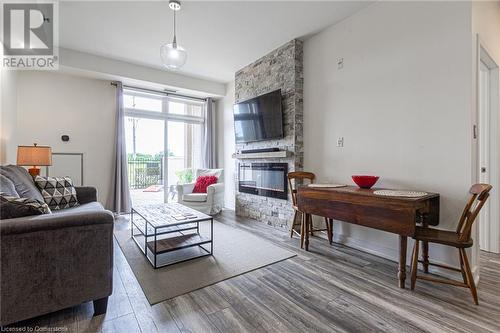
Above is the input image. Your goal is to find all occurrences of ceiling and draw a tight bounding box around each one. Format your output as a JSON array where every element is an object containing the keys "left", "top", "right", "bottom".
[{"left": 60, "top": 1, "right": 372, "bottom": 83}]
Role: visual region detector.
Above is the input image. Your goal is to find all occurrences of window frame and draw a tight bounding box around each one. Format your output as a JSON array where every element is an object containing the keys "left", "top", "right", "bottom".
[{"left": 123, "top": 90, "right": 205, "bottom": 124}]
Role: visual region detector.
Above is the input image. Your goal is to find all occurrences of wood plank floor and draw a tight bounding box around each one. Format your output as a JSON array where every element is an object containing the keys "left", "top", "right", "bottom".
[{"left": 7, "top": 210, "right": 500, "bottom": 332}]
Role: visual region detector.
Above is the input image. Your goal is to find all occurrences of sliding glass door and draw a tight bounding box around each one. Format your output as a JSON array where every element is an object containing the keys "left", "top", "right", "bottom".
[
  {"left": 125, "top": 117, "right": 165, "bottom": 205},
  {"left": 167, "top": 121, "right": 203, "bottom": 197},
  {"left": 123, "top": 89, "right": 205, "bottom": 205}
]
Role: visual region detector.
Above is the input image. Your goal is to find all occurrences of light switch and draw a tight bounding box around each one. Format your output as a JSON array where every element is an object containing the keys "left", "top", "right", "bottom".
[
  {"left": 337, "top": 137, "right": 344, "bottom": 147},
  {"left": 337, "top": 58, "right": 344, "bottom": 70}
]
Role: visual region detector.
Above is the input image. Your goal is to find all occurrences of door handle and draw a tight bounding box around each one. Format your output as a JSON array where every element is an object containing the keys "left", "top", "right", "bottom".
[{"left": 481, "top": 167, "right": 487, "bottom": 173}]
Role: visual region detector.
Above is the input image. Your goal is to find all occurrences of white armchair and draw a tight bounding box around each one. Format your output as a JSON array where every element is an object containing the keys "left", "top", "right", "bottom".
[{"left": 176, "top": 168, "right": 224, "bottom": 215}]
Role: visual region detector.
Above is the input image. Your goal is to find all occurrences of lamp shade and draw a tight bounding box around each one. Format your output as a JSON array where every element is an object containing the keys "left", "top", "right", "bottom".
[{"left": 17, "top": 145, "right": 52, "bottom": 166}]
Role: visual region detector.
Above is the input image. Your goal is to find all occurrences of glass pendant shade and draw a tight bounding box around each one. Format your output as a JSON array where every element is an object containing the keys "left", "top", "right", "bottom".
[
  {"left": 160, "top": 42, "right": 187, "bottom": 70},
  {"left": 161, "top": 1, "right": 187, "bottom": 70}
]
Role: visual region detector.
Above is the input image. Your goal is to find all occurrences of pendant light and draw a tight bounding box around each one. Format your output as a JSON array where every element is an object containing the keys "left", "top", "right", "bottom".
[{"left": 160, "top": 0, "right": 187, "bottom": 70}]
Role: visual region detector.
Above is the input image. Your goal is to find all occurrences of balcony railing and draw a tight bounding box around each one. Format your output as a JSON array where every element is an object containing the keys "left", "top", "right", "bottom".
[{"left": 127, "top": 158, "right": 163, "bottom": 189}]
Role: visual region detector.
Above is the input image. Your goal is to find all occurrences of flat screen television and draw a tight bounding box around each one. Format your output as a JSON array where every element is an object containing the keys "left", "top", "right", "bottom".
[{"left": 233, "top": 89, "right": 283, "bottom": 143}]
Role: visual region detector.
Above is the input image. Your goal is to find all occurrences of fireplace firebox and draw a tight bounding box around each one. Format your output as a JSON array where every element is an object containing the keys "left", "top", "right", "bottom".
[{"left": 238, "top": 163, "right": 288, "bottom": 200}]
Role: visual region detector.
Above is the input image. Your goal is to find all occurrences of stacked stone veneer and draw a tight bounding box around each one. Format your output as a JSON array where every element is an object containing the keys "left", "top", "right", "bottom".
[{"left": 234, "top": 40, "right": 303, "bottom": 229}]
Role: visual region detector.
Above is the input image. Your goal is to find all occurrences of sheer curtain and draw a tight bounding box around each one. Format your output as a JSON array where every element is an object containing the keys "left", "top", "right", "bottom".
[
  {"left": 108, "top": 81, "right": 132, "bottom": 213},
  {"left": 202, "top": 97, "right": 216, "bottom": 169}
]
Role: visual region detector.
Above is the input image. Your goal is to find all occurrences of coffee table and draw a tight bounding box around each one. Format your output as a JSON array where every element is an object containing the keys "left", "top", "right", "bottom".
[{"left": 130, "top": 202, "right": 213, "bottom": 268}]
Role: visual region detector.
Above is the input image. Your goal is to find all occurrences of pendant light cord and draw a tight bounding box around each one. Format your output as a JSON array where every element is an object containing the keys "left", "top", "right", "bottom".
[{"left": 172, "top": 8, "right": 177, "bottom": 47}]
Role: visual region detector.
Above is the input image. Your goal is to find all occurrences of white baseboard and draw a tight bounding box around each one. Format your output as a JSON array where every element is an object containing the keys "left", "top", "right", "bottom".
[{"left": 473, "top": 265, "right": 480, "bottom": 285}]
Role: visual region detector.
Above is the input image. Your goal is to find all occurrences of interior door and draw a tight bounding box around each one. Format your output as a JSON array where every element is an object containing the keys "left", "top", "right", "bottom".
[{"left": 479, "top": 60, "right": 491, "bottom": 251}]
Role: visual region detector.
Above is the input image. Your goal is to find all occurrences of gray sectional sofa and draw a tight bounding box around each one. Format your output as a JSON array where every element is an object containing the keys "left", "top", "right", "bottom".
[{"left": 0, "top": 165, "right": 114, "bottom": 326}]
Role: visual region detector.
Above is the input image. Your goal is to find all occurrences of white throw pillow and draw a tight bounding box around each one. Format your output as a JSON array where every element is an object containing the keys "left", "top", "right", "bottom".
[{"left": 195, "top": 169, "right": 223, "bottom": 183}]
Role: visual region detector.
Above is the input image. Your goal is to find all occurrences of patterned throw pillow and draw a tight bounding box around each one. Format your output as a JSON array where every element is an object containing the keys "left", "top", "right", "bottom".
[
  {"left": 192, "top": 175, "right": 218, "bottom": 193},
  {"left": 34, "top": 176, "right": 79, "bottom": 210},
  {"left": 0, "top": 194, "right": 51, "bottom": 219}
]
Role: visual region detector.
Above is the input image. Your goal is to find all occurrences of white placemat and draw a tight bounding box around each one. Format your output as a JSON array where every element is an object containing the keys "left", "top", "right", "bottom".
[
  {"left": 308, "top": 184, "right": 347, "bottom": 188},
  {"left": 373, "top": 190, "right": 428, "bottom": 198}
]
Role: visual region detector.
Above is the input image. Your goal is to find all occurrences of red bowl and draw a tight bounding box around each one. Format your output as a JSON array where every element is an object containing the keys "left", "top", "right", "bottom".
[{"left": 352, "top": 175, "right": 379, "bottom": 189}]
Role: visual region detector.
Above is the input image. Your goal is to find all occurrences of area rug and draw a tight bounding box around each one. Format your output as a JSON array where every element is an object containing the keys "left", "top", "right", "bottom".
[{"left": 114, "top": 220, "right": 296, "bottom": 305}]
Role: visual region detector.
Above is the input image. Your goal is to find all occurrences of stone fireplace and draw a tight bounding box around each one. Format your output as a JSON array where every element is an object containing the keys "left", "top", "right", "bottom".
[{"left": 234, "top": 40, "right": 303, "bottom": 229}]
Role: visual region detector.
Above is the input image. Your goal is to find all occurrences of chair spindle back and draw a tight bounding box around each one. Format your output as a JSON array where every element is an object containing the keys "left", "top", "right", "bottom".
[
  {"left": 456, "top": 183, "right": 492, "bottom": 242},
  {"left": 287, "top": 171, "right": 316, "bottom": 207}
]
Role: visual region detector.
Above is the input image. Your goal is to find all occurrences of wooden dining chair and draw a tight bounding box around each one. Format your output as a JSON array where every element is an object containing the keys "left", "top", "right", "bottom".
[
  {"left": 288, "top": 171, "right": 333, "bottom": 249},
  {"left": 410, "top": 183, "right": 492, "bottom": 305}
]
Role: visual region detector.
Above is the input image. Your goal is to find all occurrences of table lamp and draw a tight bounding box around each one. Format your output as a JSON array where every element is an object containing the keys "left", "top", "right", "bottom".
[{"left": 17, "top": 144, "right": 52, "bottom": 177}]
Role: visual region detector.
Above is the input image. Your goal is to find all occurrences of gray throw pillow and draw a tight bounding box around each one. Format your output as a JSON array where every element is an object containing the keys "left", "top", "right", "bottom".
[
  {"left": 0, "top": 174, "right": 19, "bottom": 198},
  {"left": 34, "top": 176, "right": 79, "bottom": 210},
  {"left": 0, "top": 165, "right": 44, "bottom": 201},
  {"left": 0, "top": 195, "right": 51, "bottom": 219}
]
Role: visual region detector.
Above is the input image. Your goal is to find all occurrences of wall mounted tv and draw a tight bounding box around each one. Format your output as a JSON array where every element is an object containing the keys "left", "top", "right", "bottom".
[{"left": 234, "top": 89, "right": 283, "bottom": 143}]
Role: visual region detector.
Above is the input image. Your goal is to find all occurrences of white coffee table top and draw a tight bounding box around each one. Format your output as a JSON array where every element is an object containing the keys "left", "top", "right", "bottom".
[{"left": 132, "top": 202, "right": 211, "bottom": 228}]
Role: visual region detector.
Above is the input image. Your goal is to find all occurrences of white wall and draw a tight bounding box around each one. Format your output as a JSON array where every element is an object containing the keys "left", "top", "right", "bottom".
[
  {"left": 303, "top": 1, "right": 474, "bottom": 272},
  {"left": 0, "top": 70, "right": 18, "bottom": 164},
  {"left": 16, "top": 71, "right": 116, "bottom": 208},
  {"left": 216, "top": 81, "right": 236, "bottom": 209}
]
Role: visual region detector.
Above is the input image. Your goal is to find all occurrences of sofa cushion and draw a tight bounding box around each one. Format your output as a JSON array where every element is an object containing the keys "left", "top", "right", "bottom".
[
  {"left": 182, "top": 193, "right": 208, "bottom": 202},
  {"left": 34, "top": 176, "right": 79, "bottom": 210},
  {"left": 52, "top": 201, "right": 104, "bottom": 215},
  {"left": 0, "top": 165, "right": 44, "bottom": 202},
  {"left": 196, "top": 168, "right": 223, "bottom": 183},
  {"left": 0, "top": 195, "right": 51, "bottom": 219},
  {"left": 0, "top": 174, "right": 19, "bottom": 198}
]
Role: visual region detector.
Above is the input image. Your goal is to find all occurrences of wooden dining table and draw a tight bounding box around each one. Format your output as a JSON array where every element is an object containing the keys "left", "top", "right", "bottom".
[{"left": 296, "top": 186, "right": 440, "bottom": 288}]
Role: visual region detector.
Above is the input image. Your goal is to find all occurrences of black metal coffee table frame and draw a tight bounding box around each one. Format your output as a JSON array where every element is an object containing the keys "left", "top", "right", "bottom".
[{"left": 130, "top": 203, "right": 213, "bottom": 268}]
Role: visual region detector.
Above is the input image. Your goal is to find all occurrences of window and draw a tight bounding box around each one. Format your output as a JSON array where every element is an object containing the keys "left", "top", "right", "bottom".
[
  {"left": 123, "top": 88, "right": 206, "bottom": 205},
  {"left": 168, "top": 98, "right": 204, "bottom": 117},
  {"left": 124, "top": 94, "right": 162, "bottom": 112}
]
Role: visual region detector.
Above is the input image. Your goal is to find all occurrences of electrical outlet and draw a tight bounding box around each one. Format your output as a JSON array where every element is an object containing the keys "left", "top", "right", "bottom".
[{"left": 337, "top": 137, "right": 344, "bottom": 147}]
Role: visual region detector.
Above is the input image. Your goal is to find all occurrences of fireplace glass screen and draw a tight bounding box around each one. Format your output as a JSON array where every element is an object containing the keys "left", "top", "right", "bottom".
[{"left": 238, "top": 163, "right": 288, "bottom": 200}]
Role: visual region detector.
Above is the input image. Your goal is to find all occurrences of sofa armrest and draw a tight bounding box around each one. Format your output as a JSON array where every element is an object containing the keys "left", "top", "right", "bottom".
[
  {"left": 207, "top": 182, "right": 224, "bottom": 196},
  {"left": 176, "top": 182, "right": 195, "bottom": 198},
  {"left": 0, "top": 208, "right": 114, "bottom": 236},
  {"left": 206, "top": 183, "right": 224, "bottom": 214},
  {"left": 75, "top": 186, "right": 97, "bottom": 204}
]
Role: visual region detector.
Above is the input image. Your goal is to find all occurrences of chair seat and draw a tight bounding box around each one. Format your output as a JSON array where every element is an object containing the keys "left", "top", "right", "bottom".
[
  {"left": 182, "top": 193, "right": 207, "bottom": 202},
  {"left": 413, "top": 226, "right": 473, "bottom": 248}
]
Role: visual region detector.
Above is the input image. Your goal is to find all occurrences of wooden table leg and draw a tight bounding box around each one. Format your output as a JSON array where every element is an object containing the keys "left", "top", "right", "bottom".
[
  {"left": 325, "top": 218, "right": 333, "bottom": 245},
  {"left": 422, "top": 241, "right": 429, "bottom": 273},
  {"left": 422, "top": 215, "right": 430, "bottom": 273},
  {"left": 300, "top": 213, "right": 305, "bottom": 249},
  {"left": 304, "top": 214, "right": 310, "bottom": 251},
  {"left": 398, "top": 235, "right": 407, "bottom": 289}
]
